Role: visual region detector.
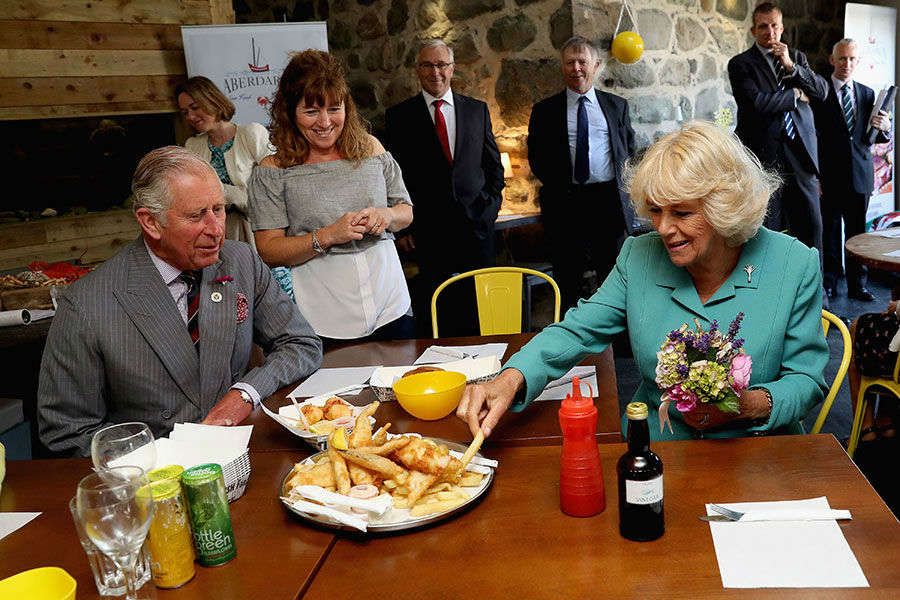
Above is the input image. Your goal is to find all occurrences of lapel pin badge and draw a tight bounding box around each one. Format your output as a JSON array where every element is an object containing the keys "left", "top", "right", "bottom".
[
  {"left": 743, "top": 264, "right": 756, "bottom": 283},
  {"left": 211, "top": 291, "right": 223, "bottom": 303}
]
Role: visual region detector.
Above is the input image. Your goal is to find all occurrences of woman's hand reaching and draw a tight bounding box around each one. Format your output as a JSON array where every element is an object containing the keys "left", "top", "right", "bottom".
[{"left": 456, "top": 369, "right": 525, "bottom": 438}]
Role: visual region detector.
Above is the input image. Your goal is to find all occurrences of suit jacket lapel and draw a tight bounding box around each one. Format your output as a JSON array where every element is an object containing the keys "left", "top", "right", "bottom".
[
  {"left": 115, "top": 240, "right": 201, "bottom": 408},
  {"left": 451, "top": 92, "right": 467, "bottom": 169},
  {"left": 594, "top": 90, "right": 619, "bottom": 162},
  {"left": 655, "top": 252, "right": 708, "bottom": 322},
  {"left": 750, "top": 46, "right": 778, "bottom": 91},
  {"left": 198, "top": 259, "right": 237, "bottom": 406},
  {"left": 852, "top": 81, "right": 868, "bottom": 138},
  {"left": 415, "top": 93, "right": 450, "bottom": 165},
  {"left": 555, "top": 91, "right": 572, "bottom": 172}
]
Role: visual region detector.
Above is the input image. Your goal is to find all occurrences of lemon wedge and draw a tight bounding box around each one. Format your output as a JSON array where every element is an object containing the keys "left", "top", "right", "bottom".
[
  {"left": 309, "top": 421, "right": 335, "bottom": 436},
  {"left": 331, "top": 426, "right": 349, "bottom": 450}
]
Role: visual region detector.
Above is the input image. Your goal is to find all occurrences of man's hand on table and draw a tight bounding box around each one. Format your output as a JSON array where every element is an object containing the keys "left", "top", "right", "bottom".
[{"left": 202, "top": 389, "right": 253, "bottom": 426}]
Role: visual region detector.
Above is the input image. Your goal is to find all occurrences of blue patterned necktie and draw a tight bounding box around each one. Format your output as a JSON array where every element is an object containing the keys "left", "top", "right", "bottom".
[
  {"left": 772, "top": 56, "right": 796, "bottom": 140},
  {"left": 840, "top": 83, "right": 855, "bottom": 131},
  {"left": 574, "top": 95, "right": 589, "bottom": 183}
]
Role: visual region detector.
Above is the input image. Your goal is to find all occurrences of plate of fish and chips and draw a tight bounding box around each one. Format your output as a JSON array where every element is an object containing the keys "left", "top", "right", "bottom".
[{"left": 280, "top": 402, "right": 495, "bottom": 532}]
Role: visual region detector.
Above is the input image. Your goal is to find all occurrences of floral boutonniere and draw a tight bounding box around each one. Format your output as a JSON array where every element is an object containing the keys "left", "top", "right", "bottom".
[{"left": 214, "top": 275, "right": 234, "bottom": 284}]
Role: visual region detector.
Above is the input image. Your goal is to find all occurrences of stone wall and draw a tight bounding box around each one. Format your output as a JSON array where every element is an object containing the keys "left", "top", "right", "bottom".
[{"left": 235, "top": 0, "right": 857, "bottom": 213}]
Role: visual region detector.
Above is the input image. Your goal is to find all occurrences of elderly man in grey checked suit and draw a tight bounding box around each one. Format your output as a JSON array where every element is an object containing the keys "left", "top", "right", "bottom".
[{"left": 38, "top": 146, "right": 322, "bottom": 457}]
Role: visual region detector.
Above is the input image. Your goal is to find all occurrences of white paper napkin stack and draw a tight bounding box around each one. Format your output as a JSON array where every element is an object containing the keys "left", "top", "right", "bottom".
[{"left": 152, "top": 423, "right": 253, "bottom": 470}]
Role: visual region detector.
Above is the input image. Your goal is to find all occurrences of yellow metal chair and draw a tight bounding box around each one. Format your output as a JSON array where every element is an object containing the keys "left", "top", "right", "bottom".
[
  {"left": 430, "top": 267, "right": 561, "bottom": 338},
  {"left": 809, "top": 310, "right": 852, "bottom": 435},
  {"left": 846, "top": 345, "right": 900, "bottom": 459}
]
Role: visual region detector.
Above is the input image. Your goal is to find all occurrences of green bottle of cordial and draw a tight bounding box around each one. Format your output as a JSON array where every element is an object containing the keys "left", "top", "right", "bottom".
[
  {"left": 181, "top": 463, "right": 237, "bottom": 566},
  {"left": 617, "top": 402, "right": 664, "bottom": 541}
]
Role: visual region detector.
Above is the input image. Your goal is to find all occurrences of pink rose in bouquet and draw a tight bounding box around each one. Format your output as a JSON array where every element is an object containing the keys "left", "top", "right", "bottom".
[{"left": 729, "top": 353, "right": 753, "bottom": 394}]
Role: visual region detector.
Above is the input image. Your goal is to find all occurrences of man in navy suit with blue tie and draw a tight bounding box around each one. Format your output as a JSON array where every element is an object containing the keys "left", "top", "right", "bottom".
[
  {"left": 728, "top": 3, "right": 828, "bottom": 257},
  {"left": 812, "top": 38, "right": 892, "bottom": 301},
  {"left": 528, "top": 36, "right": 636, "bottom": 312}
]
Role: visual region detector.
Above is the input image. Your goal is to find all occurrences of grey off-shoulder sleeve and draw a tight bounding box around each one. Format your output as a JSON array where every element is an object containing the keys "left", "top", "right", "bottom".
[
  {"left": 380, "top": 152, "right": 412, "bottom": 208},
  {"left": 247, "top": 166, "right": 289, "bottom": 231}
]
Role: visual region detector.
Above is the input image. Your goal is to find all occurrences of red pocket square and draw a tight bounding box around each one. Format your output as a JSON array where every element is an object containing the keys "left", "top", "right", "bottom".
[{"left": 236, "top": 293, "right": 249, "bottom": 323}]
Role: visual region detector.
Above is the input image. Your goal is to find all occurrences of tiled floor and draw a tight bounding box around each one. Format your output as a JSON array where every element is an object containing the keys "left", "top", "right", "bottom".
[{"left": 530, "top": 268, "right": 899, "bottom": 517}]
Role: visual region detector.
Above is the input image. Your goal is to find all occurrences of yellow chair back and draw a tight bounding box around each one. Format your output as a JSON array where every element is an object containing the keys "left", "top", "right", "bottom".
[
  {"left": 847, "top": 342, "right": 900, "bottom": 458},
  {"left": 431, "top": 267, "right": 561, "bottom": 338},
  {"left": 810, "top": 310, "right": 852, "bottom": 435}
]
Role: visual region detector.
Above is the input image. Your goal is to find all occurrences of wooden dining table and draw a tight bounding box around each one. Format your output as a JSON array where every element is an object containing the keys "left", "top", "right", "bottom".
[
  {"left": 248, "top": 333, "right": 622, "bottom": 452},
  {"left": 3, "top": 435, "right": 898, "bottom": 599}
]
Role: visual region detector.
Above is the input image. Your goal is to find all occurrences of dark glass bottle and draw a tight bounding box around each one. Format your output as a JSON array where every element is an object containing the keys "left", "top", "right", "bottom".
[{"left": 617, "top": 402, "right": 664, "bottom": 541}]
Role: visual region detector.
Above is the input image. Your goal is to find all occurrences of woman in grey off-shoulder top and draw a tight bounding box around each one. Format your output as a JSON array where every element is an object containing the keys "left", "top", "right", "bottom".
[{"left": 248, "top": 50, "right": 414, "bottom": 343}]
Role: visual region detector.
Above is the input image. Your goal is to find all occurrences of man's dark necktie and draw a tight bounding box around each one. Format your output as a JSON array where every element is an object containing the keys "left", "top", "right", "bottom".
[
  {"left": 433, "top": 99, "right": 453, "bottom": 165},
  {"left": 574, "top": 95, "right": 590, "bottom": 184},
  {"left": 772, "top": 56, "right": 796, "bottom": 140},
  {"left": 840, "top": 83, "right": 855, "bottom": 132},
  {"left": 179, "top": 270, "right": 201, "bottom": 349}
]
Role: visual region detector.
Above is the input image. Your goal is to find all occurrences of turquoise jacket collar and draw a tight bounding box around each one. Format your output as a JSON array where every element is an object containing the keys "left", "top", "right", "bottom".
[{"left": 653, "top": 229, "right": 773, "bottom": 323}]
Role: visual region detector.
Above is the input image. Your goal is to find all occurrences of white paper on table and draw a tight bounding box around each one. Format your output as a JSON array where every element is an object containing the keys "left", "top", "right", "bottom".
[
  {"left": 533, "top": 366, "right": 597, "bottom": 401},
  {"left": 289, "top": 366, "right": 380, "bottom": 397},
  {"left": 871, "top": 228, "right": 900, "bottom": 238},
  {"left": 707, "top": 497, "right": 869, "bottom": 588},
  {"left": 882, "top": 249, "right": 900, "bottom": 257},
  {"left": 414, "top": 343, "right": 508, "bottom": 365},
  {"left": 0, "top": 512, "right": 41, "bottom": 541},
  {"left": 110, "top": 424, "right": 252, "bottom": 471},
  {"left": 171, "top": 423, "right": 253, "bottom": 450}
]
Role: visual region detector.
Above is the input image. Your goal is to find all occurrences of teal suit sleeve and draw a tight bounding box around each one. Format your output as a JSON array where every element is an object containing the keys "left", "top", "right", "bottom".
[
  {"left": 748, "top": 245, "right": 828, "bottom": 432},
  {"left": 504, "top": 236, "right": 633, "bottom": 410}
]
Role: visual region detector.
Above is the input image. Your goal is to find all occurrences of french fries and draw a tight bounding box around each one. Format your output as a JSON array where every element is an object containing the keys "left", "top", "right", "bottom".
[{"left": 284, "top": 402, "right": 492, "bottom": 523}]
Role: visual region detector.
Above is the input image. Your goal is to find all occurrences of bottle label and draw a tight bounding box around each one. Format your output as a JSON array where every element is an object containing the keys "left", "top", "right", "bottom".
[{"left": 625, "top": 475, "right": 663, "bottom": 505}]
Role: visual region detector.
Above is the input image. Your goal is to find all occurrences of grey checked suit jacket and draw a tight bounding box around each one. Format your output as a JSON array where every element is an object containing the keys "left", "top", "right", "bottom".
[{"left": 38, "top": 237, "right": 322, "bottom": 456}]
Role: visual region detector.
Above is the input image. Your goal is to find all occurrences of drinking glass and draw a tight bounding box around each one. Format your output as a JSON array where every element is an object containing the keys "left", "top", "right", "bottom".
[
  {"left": 77, "top": 466, "right": 155, "bottom": 600},
  {"left": 69, "top": 497, "right": 152, "bottom": 596},
  {"left": 92, "top": 423, "right": 156, "bottom": 473}
]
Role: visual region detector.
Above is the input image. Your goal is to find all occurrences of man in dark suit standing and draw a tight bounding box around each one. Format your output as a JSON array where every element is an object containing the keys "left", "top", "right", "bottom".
[
  {"left": 812, "top": 38, "right": 892, "bottom": 301},
  {"left": 528, "top": 35, "right": 636, "bottom": 312},
  {"left": 728, "top": 2, "right": 828, "bottom": 257},
  {"left": 38, "top": 146, "right": 322, "bottom": 456},
  {"left": 386, "top": 39, "right": 504, "bottom": 335}
]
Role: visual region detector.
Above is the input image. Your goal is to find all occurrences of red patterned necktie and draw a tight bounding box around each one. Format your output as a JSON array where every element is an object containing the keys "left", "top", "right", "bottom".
[
  {"left": 179, "top": 270, "right": 201, "bottom": 349},
  {"left": 433, "top": 99, "right": 453, "bottom": 165}
]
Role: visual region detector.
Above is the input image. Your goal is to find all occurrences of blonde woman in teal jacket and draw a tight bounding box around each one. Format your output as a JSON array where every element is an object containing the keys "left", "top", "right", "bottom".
[{"left": 458, "top": 121, "right": 828, "bottom": 441}]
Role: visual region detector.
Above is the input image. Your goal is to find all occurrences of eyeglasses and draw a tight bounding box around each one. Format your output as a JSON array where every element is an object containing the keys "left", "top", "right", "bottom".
[{"left": 417, "top": 62, "right": 454, "bottom": 71}]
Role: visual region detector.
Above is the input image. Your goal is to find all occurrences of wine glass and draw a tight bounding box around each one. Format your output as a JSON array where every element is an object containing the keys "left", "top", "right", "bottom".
[
  {"left": 76, "top": 466, "right": 154, "bottom": 600},
  {"left": 92, "top": 422, "right": 157, "bottom": 473}
]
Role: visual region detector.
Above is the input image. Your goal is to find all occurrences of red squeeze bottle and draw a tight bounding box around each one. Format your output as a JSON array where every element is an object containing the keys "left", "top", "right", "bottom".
[{"left": 558, "top": 376, "right": 606, "bottom": 517}]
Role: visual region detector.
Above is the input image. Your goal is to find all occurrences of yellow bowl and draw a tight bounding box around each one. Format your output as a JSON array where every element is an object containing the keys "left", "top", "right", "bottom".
[
  {"left": 0, "top": 567, "right": 76, "bottom": 600},
  {"left": 392, "top": 371, "right": 467, "bottom": 420}
]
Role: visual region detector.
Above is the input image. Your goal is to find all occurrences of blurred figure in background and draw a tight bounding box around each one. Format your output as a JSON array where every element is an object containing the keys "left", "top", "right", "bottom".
[{"left": 249, "top": 51, "right": 414, "bottom": 345}]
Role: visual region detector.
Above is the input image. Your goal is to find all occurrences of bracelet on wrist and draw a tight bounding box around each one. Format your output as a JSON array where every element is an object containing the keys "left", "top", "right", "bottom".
[
  {"left": 312, "top": 229, "right": 326, "bottom": 254},
  {"left": 748, "top": 387, "right": 773, "bottom": 425}
]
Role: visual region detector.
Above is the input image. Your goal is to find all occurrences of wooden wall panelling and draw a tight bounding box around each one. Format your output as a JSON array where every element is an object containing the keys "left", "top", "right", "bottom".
[
  {"left": 7, "top": 0, "right": 233, "bottom": 25},
  {"left": 0, "top": 21, "right": 184, "bottom": 51},
  {"left": 0, "top": 75, "right": 185, "bottom": 108}
]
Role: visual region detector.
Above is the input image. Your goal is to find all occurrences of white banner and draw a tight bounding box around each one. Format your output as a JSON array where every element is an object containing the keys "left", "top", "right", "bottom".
[
  {"left": 181, "top": 22, "right": 328, "bottom": 127},
  {"left": 845, "top": 3, "right": 896, "bottom": 221}
]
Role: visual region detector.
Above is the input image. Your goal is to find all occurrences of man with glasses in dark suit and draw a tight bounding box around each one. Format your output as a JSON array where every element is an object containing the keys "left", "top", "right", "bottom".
[{"left": 38, "top": 146, "right": 322, "bottom": 456}]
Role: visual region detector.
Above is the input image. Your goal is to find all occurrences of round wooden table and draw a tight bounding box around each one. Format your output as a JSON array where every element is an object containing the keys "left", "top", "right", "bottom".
[{"left": 845, "top": 232, "right": 900, "bottom": 272}]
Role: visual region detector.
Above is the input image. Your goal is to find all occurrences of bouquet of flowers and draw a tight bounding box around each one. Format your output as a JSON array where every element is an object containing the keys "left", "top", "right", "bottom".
[{"left": 654, "top": 313, "right": 752, "bottom": 434}]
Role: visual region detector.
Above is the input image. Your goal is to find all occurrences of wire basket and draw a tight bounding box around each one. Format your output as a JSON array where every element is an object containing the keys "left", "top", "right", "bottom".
[{"left": 221, "top": 449, "right": 251, "bottom": 503}]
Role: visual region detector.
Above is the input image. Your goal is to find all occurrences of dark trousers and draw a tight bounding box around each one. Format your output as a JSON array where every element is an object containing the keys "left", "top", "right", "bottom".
[
  {"left": 765, "top": 138, "right": 824, "bottom": 265},
  {"left": 822, "top": 189, "right": 869, "bottom": 292},
  {"left": 545, "top": 180, "right": 625, "bottom": 313},
  {"left": 411, "top": 216, "right": 495, "bottom": 338}
]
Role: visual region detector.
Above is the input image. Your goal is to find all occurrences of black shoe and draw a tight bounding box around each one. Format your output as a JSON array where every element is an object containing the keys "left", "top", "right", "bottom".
[
  {"left": 849, "top": 287, "right": 875, "bottom": 302},
  {"left": 825, "top": 285, "right": 838, "bottom": 299}
]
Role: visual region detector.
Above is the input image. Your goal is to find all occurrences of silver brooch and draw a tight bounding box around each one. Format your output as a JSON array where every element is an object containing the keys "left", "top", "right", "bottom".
[
  {"left": 743, "top": 265, "right": 756, "bottom": 283},
  {"left": 211, "top": 291, "right": 223, "bottom": 303}
]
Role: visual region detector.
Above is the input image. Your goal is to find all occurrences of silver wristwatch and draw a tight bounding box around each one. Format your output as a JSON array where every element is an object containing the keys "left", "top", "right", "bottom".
[
  {"left": 237, "top": 389, "right": 253, "bottom": 405},
  {"left": 312, "top": 229, "right": 326, "bottom": 254}
]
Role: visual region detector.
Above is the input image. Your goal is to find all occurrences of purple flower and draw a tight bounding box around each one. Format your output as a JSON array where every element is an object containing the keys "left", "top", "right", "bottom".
[
  {"left": 676, "top": 364, "right": 689, "bottom": 378},
  {"left": 728, "top": 312, "right": 745, "bottom": 339}
]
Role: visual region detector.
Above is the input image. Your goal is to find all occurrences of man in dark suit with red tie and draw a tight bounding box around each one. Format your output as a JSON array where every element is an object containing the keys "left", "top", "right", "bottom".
[
  {"left": 527, "top": 36, "right": 636, "bottom": 312},
  {"left": 385, "top": 39, "right": 505, "bottom": 335},
  {"left": 812, "top": 38, "right": 892, "bottom": 301},
  {"left": 728, "top": 3, "right": 828, "bottom": 257}
]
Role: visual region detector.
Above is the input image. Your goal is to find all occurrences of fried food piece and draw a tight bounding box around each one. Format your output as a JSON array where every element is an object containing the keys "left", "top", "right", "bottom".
[
  {"left": 328, "top": 432, "right": 352, "bottom": 495},
  {"left": 348, "top": 401, "right": 380, "bottom": 448},
  {"left": 301, "top": 404, "right": 324, "bottom": 425},
  {"left": 409, "top": 496, "right": 467, "bottom": 517},
  {"left": 405, "top": 470, "right": 438, "bottom": 508},
  {"left": 360, "top": 436, "right": 411, "bottom": 456},
  {"left": 325, "top": 401, "right": 353, "bottom": 421},
  {"left": 340, "top": 450, "right": 408, "bottom": 483},
  {"left": 391, "top": 437, "right": 452, "bottom": 476},
  {"left": 364, "top": 423, "right": 391, "bottom": 446},
  {"left": 403, "top": 366, "right": 444, "bottom": 377},
  {"left": 284, "top": 461, "right": 334, "bottom": 491},
  {"left": 457, "top": 471, "right": 484, "bottom": 487},
  {"left": 348, "top": 462, "right": 380, "bottom": 487},
  {"left": 436, "top": 455, "right": 465, "bottom": 484}
]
